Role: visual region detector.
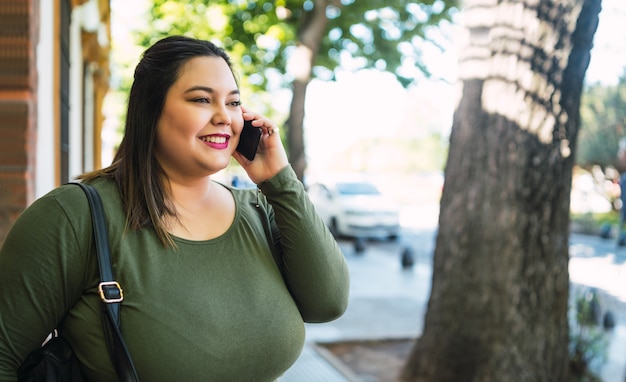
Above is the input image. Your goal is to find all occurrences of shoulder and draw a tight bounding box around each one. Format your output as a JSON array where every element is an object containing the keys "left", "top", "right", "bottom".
[
  {"left": 2, "top": 183, "right": 97, "bottom": 262},
  {"left": 215, "top": 182, "right": 275, "bottom": 222},
  {"left": 24, "top": 183, "right": 91, "bottom": 223},
  {"left": 228, "top": 184, "right": 268, "bottom": 210},
  {"left": 43, "top": 178, "right": 119, "bottom": 217},
  {"left": 17, "top": 179, "right": 122, "bottom": 240}
]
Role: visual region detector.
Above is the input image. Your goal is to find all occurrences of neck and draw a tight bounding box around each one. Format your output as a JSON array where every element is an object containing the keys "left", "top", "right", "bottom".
[{"left": 167, "top": 176, "right": 215, "bottom": 208}]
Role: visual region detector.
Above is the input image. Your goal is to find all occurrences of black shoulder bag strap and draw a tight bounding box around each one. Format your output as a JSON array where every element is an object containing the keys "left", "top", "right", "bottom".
[{"left": 73, "top": 182, "right": 140, "bottom": 382}]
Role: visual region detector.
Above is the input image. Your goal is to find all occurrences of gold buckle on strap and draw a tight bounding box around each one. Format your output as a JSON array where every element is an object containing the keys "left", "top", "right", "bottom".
[{"left": 98, "top": 281, "right": 124, "bottom": 303}]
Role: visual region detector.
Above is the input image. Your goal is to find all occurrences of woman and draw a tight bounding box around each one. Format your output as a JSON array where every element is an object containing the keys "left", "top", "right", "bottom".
[{"left": 0, "top": 36, "right": 349, "bottom": 381}]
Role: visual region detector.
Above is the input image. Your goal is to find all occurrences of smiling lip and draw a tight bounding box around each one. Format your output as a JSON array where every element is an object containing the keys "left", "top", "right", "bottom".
[{"left": 199, "top": 134, "right": 229, "bottom": 149}]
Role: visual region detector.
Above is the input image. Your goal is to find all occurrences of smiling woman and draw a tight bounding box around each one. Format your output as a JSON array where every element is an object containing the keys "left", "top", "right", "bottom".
[
  {"left": 155, "top": 55, "right": 243, "bottom": 181},
  {"left": 0, "top": 36, "right": 349, "bottom": 382}
]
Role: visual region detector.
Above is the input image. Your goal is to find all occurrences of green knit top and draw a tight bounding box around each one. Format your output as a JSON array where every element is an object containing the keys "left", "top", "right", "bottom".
[{"left": 0, "top": 166, "right": 349, "bottom": 381}]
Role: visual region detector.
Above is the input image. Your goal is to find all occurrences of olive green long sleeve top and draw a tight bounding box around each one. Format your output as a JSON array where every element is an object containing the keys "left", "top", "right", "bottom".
[{"left": 0, "top": 166, "right": 349, "bottom": 381}]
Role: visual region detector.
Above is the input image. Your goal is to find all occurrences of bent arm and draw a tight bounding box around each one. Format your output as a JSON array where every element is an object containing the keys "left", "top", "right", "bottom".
[{"left": 259, "top": 166, "right": 349, "bottom": 323}]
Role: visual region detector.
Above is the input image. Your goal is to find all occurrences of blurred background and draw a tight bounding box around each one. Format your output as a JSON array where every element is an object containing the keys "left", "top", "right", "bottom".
[
  {"left": 1, "top": 0, "right": 626, "bottom": 380},
  {"left": 102, "top": 0, "right": 626, "bottom": 218}
]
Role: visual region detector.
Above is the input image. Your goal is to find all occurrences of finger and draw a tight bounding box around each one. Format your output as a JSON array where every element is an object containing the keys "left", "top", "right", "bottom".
[{"left": 266, "top": 126, "right": 279, "bottom": 136}]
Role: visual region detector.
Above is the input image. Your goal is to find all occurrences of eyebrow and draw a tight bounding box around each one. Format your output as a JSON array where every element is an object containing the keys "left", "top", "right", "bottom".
[{"left": 184, "top": 86, "right": 240, "bottom": 96}]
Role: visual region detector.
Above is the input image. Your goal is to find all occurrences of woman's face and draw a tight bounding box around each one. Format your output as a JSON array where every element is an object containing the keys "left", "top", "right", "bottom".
[{"left": 155, "top": 56, "right": 243, "bottom": 180}]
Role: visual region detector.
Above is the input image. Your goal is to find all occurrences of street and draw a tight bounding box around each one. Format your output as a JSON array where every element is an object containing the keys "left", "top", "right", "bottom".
[
  {"left": 284, "top": 201, "right": 626, "bottom": 381},
  {"left": 304, "top": 219, "right": 626, "bottom": 381}
]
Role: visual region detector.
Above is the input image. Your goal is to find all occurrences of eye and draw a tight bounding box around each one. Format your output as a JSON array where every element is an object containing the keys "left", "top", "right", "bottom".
[
  {"left": 229, "top": 100, "right": 242, "bottom": 107},
  {"left": 192, "top": 97, "right": 210, "bottom": 104}
]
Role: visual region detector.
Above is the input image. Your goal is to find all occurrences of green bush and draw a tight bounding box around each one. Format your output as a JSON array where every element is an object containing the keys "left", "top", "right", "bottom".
[
  {"left": 570, "top": 211, "right": 619, "bottom": 235},
  {"left": 568, "top": 290, "right": 609, "bottom": 381}
]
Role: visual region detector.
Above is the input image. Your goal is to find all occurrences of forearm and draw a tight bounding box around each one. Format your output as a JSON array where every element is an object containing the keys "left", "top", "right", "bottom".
[{"left": 260, "top": 166, "right": 350, "bottom": 322}]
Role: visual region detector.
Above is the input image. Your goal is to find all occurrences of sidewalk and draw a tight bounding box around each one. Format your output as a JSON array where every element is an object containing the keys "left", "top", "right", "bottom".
[
  {"left": 282, "top": 235, "right": 430, "bottom": 382},
  {"left": 282, "top": 228, "right": 626, "bottom": 381},
  {"left": 570, "top": 233, "right": 626, "bottom": 381}
]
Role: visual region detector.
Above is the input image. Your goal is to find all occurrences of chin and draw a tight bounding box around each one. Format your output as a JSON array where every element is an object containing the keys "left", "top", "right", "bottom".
[{"left": 210, "top": 157, "right": 231, "bottom": 172}]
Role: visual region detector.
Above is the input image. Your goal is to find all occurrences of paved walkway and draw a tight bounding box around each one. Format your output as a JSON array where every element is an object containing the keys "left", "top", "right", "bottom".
[{"left": 281, "top": 225, "right": 626, "bottom": 381}]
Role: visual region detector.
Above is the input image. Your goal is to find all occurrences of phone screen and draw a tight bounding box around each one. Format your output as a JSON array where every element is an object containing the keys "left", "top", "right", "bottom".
[{"left": 236, "top": 120, "right": 262, "bottom": 161}]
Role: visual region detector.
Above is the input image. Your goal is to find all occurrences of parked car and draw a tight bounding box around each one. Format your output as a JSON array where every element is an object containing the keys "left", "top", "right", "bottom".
[{"left": 307, "top": 179, "right": 400, "bottom": 240}]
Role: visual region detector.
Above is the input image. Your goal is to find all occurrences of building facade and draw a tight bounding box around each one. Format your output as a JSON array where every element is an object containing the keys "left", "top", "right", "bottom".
[{"left": 0, "top": 0, "right": 111, "bottom": 243}]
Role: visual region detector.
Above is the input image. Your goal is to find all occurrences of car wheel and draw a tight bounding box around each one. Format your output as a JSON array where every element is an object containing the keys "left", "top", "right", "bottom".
[
  {"left": 329, "top": 217, "right": 340, "bottom": 237},
  {"left": 354, "top": 237, "right": 366, "bottom": 254},
  {"left": 401, "top": 246, "right": 414, "bottom": 269}
]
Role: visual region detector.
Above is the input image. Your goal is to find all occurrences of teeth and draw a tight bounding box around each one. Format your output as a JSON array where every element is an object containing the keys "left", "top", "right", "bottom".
[{"left": 201, "top": 136, "right": 226, "bottom": 144}]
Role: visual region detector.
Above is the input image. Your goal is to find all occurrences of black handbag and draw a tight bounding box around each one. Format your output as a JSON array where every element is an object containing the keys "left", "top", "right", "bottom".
[
  {"left": 17, "top": 331, "right": 83, "bottom": 382},
  {"left": 17, "top": 182, "right": 139, "bottom": 382}
]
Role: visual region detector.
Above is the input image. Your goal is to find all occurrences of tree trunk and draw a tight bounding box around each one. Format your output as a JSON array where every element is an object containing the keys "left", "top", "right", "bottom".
[
  {"left": 285, "top": 0, "right": 329, "bottom": 181},
  {"left": 286, "top": 79, "right": 308, "bottom": 181},
  {"left": 400, "top": 0, "right": 600, "bottom": 381}
]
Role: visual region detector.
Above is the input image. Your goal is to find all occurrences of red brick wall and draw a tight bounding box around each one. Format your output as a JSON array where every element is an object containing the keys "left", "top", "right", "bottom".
[{"left": 0, "top": 0, "right": 38, "bottom": 244}]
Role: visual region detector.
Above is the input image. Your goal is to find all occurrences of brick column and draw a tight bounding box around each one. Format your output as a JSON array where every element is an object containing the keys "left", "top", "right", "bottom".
[{"left": 0, "top": 0, "right": 38, "bottom": 244}]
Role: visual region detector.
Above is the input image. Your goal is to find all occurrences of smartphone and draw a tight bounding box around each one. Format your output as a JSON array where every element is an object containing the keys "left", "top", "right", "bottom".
[{"left": 236, "top": 119, "right": 262, "bottom": 161}]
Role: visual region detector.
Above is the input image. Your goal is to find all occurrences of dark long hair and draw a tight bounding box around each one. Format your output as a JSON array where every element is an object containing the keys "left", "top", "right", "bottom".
[{"left": 80, "top": 36, "right": 236, "bottom": 247}]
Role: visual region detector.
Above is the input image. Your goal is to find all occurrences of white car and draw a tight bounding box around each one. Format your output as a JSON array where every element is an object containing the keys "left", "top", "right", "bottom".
[{"left": 307, "top": 180, "right": 400, "bottom": 240}]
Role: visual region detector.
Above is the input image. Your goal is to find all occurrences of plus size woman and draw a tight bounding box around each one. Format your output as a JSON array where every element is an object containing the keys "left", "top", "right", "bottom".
[{"left": 0, "top": 35, "right": 349, "bottom": 382}]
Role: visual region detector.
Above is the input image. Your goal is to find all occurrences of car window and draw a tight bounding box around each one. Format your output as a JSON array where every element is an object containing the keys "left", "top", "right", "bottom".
[
  {"left": 309, "top": 184, "right": 331, "bottom": 198},
  {"left": 336, "top": 182, "right": 380, "bottom": 196}
]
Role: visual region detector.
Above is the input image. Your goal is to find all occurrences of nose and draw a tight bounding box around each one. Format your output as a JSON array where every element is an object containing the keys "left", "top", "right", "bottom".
[{"left": 211, "top": 104, "right": 231, "bottom": 126}]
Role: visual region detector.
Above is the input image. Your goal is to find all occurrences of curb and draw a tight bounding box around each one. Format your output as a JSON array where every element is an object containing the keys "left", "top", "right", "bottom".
[{"left": 310, "top": 343, "right": 362, "bottom": 382}]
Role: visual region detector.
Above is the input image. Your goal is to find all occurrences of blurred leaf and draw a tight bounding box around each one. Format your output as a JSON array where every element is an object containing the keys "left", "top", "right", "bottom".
[
  {"left": 133, "top": 0, "right": 459, "bottom": 91},
  {"left": 577, "top": 70, "right": 626, "bottom": 170}
]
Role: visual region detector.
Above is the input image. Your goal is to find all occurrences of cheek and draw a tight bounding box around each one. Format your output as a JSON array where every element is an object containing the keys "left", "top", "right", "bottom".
[
  {"left": 154, "top": 123, "right": 172, "bottom": 159},
  {"left": 155, "top": 114, "right": 174, "bottom": 147},
  {"left": 158, "top": 107, "right": 198, "bottom": 138},
  {"left": 155, "top": 113, "right": 188, "bottom": 156},
  {"left": 233, "top": 116, "right": 245, "bottom": 136}
]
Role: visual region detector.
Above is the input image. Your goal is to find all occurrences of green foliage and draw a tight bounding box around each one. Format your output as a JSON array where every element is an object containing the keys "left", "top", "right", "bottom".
[
  {"left": 571, "top": 210, "right": 619, "bottom": 226},
  {"left": 570, "top": 210, "right": 619, "bottom": 236},
  {"left": 320, "top": 0, "right": 457, "bottom": 85},
  {"left": 117, "top": 1, "right": 458, "bottom": 176},
  {"left": 577, "top": 70, "right": 626, "bottom": 170},
  {"left": 568, "top": 290, "right": 609, "bottom": 382},
  {"left": 134, "top": 0, "right": 459, "bottom": 92}
]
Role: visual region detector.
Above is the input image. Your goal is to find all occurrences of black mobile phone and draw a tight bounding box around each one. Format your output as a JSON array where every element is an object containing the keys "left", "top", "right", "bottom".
[{"left": 236, "top": 119, "right": 262, "bottom": 161}]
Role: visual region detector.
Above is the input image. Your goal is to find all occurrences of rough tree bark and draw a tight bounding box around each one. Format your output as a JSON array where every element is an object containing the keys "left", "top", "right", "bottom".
[
  {"left": 285, "top": 0, "right": 330, "bottom": 181},
  {"left": 400, "top": 0, "right": 601, "bottom": 381}
]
